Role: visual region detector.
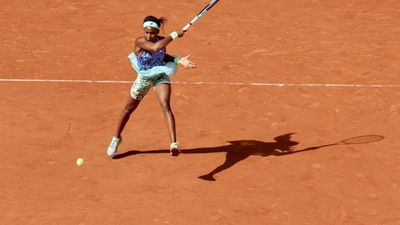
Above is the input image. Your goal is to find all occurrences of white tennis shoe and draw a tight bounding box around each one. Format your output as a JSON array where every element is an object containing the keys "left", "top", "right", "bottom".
[{"left": 107, "top": 136, "right": 122, "bottom": 157}]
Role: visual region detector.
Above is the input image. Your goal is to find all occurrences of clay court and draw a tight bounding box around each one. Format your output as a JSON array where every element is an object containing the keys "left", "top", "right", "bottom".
[{"left": 1, "top": 0, "right": 400, "bottom": 224}]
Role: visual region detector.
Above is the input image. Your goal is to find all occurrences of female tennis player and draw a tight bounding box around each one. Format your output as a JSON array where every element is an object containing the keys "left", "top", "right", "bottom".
[{"left": 107, "top": 16, "right": 196, "bottom": 157}]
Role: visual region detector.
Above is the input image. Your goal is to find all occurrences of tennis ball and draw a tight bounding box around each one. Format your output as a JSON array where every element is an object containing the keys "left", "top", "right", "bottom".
[{"left": 76, "top": 158, "right": 84, "bottom": 166}]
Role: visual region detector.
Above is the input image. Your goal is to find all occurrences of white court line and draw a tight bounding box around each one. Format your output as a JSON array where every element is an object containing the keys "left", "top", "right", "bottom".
[{"left": 1, "top": 78, "right": 400, "bottom": 88}]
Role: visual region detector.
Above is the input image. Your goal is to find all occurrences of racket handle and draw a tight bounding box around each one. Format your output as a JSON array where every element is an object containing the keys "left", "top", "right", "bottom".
[
  {"left": 183, "top": 16, "right": 200, "bottom": 31},
  {"left": 183, "top": 24, "right": 191, "bottom": 31}
]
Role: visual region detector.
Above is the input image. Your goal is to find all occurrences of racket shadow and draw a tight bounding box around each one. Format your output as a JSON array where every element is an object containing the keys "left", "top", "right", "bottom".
[
  {"left": 112, "top": 133, "right": 385, "bottom": 181},
  {"left": 280, "top": 134, "right": 385, "bottom": 155}
]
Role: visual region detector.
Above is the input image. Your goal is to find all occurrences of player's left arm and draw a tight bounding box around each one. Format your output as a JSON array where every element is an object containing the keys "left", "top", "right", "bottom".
[{"left": 164, "top": 53, "right": 196, "bottom": 68}]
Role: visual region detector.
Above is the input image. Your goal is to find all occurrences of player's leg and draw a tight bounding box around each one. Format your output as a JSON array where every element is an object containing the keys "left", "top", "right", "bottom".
[
  {"left": 107, "top": 77, "right": 150, "bottom": 157},
  {"left": 107, "top": 97, "right": 140, "bottom": 157},
  {"left": 154, "top": 83, "right": 176, "bottom": 142},
  {"left": 154, "top": 81, "right": 180, "bottom": 156},
  {"left": 114, "top": 96, "right": 141, "bottom": 138}
]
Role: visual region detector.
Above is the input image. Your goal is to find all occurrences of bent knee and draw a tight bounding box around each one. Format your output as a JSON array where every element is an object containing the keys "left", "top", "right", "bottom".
[{"left": 130, "top": 91, "right": 144, "bottom": 101}]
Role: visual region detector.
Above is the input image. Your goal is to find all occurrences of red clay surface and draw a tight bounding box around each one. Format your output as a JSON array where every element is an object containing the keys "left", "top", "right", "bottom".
[{"left": 1, "top": 0, "right": 400, "bottom": 224}]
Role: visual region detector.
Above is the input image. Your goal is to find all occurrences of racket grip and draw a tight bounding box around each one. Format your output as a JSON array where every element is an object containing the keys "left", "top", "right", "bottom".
[{"left": 183, "top": 24, "right": 191, "bottom": 31}]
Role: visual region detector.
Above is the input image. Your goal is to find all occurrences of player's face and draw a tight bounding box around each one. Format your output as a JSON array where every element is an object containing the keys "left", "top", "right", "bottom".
[{"left": 143, "top": 27, "right": 159, "bottom": 42}]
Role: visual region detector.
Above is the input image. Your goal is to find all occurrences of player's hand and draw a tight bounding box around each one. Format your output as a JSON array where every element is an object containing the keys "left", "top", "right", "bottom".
[
  {"left": 179, "top": 54, "right": 196, "bottom": 68},
  {"left": 177, "top": 30, "right": 186, "bottom": 38}
]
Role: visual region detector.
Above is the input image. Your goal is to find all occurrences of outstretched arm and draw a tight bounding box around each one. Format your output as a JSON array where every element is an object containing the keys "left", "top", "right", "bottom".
[{"left": 164, "top": 53, "right": 196, "bottom": 69}]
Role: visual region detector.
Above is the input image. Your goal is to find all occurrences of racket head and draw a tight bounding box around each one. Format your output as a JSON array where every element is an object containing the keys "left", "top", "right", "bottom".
[{"left": 340, "top": 135, "right": 384, "bottom": 145}]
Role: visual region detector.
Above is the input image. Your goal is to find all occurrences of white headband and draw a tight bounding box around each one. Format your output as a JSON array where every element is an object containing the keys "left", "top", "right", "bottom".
[{"left": 143, "top": 21, "right": 160, "bottom": 30}]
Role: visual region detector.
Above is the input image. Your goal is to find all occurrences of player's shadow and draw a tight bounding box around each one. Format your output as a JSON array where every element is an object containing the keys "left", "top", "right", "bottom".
[
  {"left": 113, "top": 133, "right": 384, "bottom": 181},
  {"left": 114, "top": 133, "right": 300, "bottom": 181}
]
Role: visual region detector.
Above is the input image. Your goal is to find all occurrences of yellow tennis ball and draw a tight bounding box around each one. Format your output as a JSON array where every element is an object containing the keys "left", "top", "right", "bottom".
[{"left": 76, "top": 158, "right": 84, "bottom": 166}]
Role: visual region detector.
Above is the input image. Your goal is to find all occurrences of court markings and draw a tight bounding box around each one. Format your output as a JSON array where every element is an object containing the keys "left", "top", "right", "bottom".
[{"left": 1, "top": 78, "right": 400, "bottom": 88}]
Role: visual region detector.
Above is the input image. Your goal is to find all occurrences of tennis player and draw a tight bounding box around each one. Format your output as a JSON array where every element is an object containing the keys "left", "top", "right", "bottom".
[{"left": 107, "top": 16, "right": 196, "bottom": 157}]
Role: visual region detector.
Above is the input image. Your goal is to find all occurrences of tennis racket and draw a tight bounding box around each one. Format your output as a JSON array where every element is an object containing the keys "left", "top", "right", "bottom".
[{"left": 183, "top": 0, "right": 220, "bottom": 31}]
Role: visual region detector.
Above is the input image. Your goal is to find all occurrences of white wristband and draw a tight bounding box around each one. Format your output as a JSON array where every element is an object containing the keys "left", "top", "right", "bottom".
[{"left": 170, "top": 31, "right": 179, "bottom": 40}]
